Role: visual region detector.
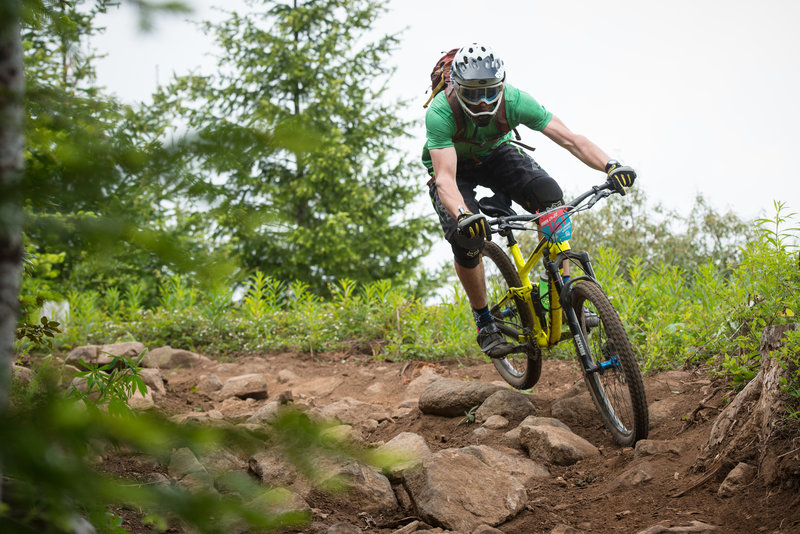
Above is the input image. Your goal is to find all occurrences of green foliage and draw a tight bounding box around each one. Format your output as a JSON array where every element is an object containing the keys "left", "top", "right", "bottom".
[
  {"left": 599, "top": 202, "right": 799, "bottom": 389},
  {"left": 155, "top": 0, "right": 435, "bottom": 291},
  {"left": 567, "top": 187, "right": 751, "bottom": 275},
  {"left": 0, "top": 385, "right": 357, "bottom": 533},
  {"left": 68, "top": 354, "right": 148, "bottom": 417}
]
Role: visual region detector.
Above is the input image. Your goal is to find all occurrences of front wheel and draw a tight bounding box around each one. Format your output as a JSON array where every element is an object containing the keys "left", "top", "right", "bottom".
[
  {"left": 570, "top": 280, "right": 648, "bottom": 446},
  {"left": 481, "top": 241, "right": 542, "bottom": 390}
]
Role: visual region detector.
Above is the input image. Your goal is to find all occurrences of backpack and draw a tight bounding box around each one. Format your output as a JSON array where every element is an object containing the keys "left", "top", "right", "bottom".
[{"left": 423, "top": 48, "right": 533, "bottom": 158}]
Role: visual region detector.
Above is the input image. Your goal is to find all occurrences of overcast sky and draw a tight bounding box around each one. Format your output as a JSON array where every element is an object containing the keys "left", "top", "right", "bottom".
[{"left": 94, "top": 0, "right": 800, "bottom": 263}]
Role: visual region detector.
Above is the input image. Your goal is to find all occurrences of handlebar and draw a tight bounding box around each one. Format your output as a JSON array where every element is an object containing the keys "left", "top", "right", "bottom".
[{"left": 486, "top": 180, "right": 617, "bottom": 230}]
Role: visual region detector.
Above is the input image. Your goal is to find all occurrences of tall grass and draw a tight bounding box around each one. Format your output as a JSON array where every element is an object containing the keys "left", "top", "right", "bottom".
[{"left": 24, "top": 205, "right": 799, "bottom": 401}]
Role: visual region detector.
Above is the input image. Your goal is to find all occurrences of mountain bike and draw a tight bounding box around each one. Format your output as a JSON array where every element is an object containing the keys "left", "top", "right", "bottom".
[{"left": 479, "top": 180, "right": 649, "bottom": 446}]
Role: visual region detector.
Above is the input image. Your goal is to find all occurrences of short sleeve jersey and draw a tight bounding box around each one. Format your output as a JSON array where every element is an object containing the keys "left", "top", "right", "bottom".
[{"left": 421, "top": 82, "right": 552, "bottom": 172}]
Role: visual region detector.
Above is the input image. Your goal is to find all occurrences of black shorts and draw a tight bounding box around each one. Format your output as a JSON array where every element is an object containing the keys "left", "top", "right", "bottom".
[{"left": 429, "top": 143, "right": 564, "bottom": 268}]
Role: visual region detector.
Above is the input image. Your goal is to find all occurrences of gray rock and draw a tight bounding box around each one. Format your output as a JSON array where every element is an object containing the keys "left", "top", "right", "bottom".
[
  {"left": 377, "top": 432, "right": 431, "bottom": 479},
  {"left": 319, "top": 397, "right": 391, "bottom": 425},
  {"left": 12, "top": 365, "right": 33, "bottom": 386},
  {"left": 197, "top": 374, "right": 224, "bottom": 394},
  {"left": 635, "top": 520, "right": 718, "bottom": 533},
  {"left": 475, "top": 389, "right": 536, "bottom": 423},
  {"left": 418, "top": 378, "right": 504, "bottom": 417},
  {"left": 138, "top": 368, "right": 166, "bottom": 398},
  {"left": 403, "top": 447, "right": 528, "bottom": 532},
  {"left": 634, "top": 439, "right": 692, "bottom": 458},
  {"left": 458, "top": 444, "right": 549, "bottom": 485},
  {"left": 141, "top": 346, "right": 207, "bottom": 369},
  {"left": 609, "top": 461, "right": 656, "bottom": 490},
  {"left": 549, "top": 391, "right": 596, "bottom": 427},
  {"left": 216, "top": 373, "right": 268, "bottom": 400},
  {"left": 247, "top": 400, "right": 282, "bottom": 424},
  {"left": 249, "top": 451, "right": 298, "bottom": 487},
  {"left": 482, "top": 415, "right": 509, "bottom": 429},
  {"left": 324, "top": 462, "right": 398, "bottom": 512},
  {"left": 520, "top": 425, "right": 600, "bottom": 466},
  {"left": 326, "top": 523, "right": 362, "bottom": 534},
  {"left": 718, "top": 462, "right": 757, "bottom": 498}
]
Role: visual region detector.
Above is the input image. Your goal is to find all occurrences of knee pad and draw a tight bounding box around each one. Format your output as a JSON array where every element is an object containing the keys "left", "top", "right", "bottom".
[
  {"left": 452, "top": 239, "right": 484, "bottom": 269},
  {"left": 519, "top": 177, "right": 564, "bottom": 213}
]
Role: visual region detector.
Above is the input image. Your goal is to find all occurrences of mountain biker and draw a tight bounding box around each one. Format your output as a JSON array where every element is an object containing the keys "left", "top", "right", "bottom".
[{"left": 423, "top": 42, "right": 636, "bottom": 357}]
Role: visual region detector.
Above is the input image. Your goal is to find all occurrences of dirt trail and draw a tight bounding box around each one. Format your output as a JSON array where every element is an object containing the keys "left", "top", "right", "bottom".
[{"left": 113, "top": 351, "right": 800, "bottom": 533}]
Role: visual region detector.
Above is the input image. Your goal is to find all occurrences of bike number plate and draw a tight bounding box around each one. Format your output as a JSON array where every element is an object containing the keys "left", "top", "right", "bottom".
[{"left": 539, "top": 208, "right": 572, "bottom": 243}]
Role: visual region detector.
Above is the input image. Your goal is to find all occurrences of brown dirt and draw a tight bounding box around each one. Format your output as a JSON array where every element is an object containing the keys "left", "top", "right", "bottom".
[{"left": 109, "top": 351, "right": 800, "bottom": 533}]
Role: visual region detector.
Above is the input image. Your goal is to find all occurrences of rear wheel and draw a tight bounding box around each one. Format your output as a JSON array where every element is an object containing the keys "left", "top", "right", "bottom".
[
  {"left": 481, "top": 241, "right": 542, "bottom": 389},
  {"left": 570, "top": 280, "right": 649, "bottom": 446}
]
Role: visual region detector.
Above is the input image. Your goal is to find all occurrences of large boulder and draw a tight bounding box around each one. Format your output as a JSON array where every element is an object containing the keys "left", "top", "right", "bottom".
[
  {"left": 418, "top": 378, "right": 504, "bottom": 417},
  {"left": 403, "top": 446, "right": 528, "bottom": 531}
]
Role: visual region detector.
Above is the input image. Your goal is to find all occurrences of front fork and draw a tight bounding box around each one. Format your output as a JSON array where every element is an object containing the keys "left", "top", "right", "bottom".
[{"left": 544, "top": 250, "right": 602, "bottom": 374}]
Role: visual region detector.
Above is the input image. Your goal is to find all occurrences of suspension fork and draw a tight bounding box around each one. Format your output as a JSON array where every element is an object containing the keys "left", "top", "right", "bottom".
[{"left": 545, "top": 250, "right": 601, "bottom": 372}]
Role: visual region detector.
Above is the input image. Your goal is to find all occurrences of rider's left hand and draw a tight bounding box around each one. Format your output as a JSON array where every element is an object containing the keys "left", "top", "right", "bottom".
[{"left": 605, "top": 160, "right": 637, "bottom": 195}]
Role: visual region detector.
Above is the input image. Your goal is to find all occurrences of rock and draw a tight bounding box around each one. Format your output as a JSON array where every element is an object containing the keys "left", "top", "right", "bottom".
[
  {"left": 718, "top": 462, "right": 757, "bottom": 498},
  {"left": 319, "top": 397, "right": 391, "bottom": 425},
  {"left": 634, "top": 439, "right": 692, "bottom": 458},
  {"left": 297, "top": 376, "right": 344, "bottom": 398},
  {"left": 320, "top": 424, "right": 360, "bottom": 444},
  {"left": 609, "top": 462, "right": 656, "bottom": 490},
  {"left": 503, "top": 416, "right": 571, "bottom": 445},
  {"left": 198, "top": 449, "right": 246, "bottom": 476},
  {"left": 403, "top": 368, "right": 443, "bottom": 401},
  {"left": 141, "top": 346, "right": 207, "bottom": 369},
  {"left": 635, "top": 521, "right": 718, "bottom": 533},
  {"left": 249, "top": 452, "right": 298, "bottom": 487},
  {"left": 12, "top": 364, "right": 33, "bottom": 386},
  {"left": 482, "top": 415, "right": 509, "bottom": 429},
  {"left": 473, "top": 525, "right": 504, "bottom": 534},
  {"left": 376, "top": 432, "right": 431, "bottom": 479},
  {"left": 277, "top": 369, "right": 299, "bottom": 384},
  {"left": 247, "top": 400, "right": 282, "bottom": 424},
  {"left": 169, "top": 447, "right": 208, "bottom": 480},
  {"left": 128, "top": 386, "right": 155, "bottom": 411},
  {"left": 324, "top": 462, "right": 398, "bottom": 512},
  {"left": 418, "top": 378, "right": 504, "bottom": 417},
  {"left": 216, "top": 374, "right": 269, "bottom": 400},
  {"left": 67, "top": 343, "right": 146, "bottom": 369},
  {"left": 138, "top": 368, "right": 166, "bottom": 399},
  {"left": 549, "top": 391, "right": 596, "bottom": 426},
  {"left": 246, "top": 487, "right": 310, "bottom": 517},
  {"left": 475, "top": 389, "right": 536, "bottom": 423},
  {"left": 197, "top": 374, "right": 223, "bottom": 394},
  {"left": 550, "top": 526, "right": 581, "bottom": 534},
  {"left": 403, "top": 447, "right": 528, "bottom": 531},
  {"left": 326, "top": 523, "right": 362, "bottom": 534},
  {"left": 520, "top": 425, "right": 600, "bottom": 466},
  {"left": 458, "top": 444, "right": 549, "bottom": 485}
]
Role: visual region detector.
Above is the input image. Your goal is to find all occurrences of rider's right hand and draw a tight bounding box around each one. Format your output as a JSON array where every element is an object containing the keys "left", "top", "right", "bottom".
[
  {"left": 457, "top": 210, "right": 490, "bottom": 240},
  {"left": 605, "top": 160, "right": 637, "bottom": 196}
]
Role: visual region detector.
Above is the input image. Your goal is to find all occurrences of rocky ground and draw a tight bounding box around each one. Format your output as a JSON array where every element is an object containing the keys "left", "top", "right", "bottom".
[{"left": 40, "top": 342, "right": 800, "bottom": 533}]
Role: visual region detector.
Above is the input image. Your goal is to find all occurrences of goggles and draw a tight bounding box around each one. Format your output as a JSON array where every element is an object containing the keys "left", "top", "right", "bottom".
[{"left": 456, "top": 83, "right": 504, "bottom": 105}]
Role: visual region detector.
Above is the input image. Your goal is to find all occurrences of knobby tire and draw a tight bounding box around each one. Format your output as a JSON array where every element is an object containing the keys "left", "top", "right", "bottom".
[
  {"left": 570, "top": 280, "right": 649, "bottom": 446},
  {"left": 481, "top": 241, "right": 542, "bottom": 390}
]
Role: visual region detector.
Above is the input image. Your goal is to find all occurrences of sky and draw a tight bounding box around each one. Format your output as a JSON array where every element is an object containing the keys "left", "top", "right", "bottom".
[{"left": 93, "top": 0, "right": 800, "bottom": 265}]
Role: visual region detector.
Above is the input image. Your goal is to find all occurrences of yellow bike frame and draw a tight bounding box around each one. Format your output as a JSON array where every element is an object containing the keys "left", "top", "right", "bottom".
[{"left": 503, "top": 237, "right": 572, "bottom": 349}]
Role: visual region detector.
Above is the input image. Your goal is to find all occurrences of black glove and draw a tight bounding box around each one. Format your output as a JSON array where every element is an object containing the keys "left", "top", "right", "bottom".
[
  {"left": 457, "top": 209, "right": 490, "bottom": 240},
  {"left": 605, "top": 160, "right": 637, "bottom": 195}
]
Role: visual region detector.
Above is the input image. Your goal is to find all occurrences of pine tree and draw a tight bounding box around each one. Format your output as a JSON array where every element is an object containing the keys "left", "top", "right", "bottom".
[{"left": 158, "top": 0, "right": 433, "bottom": 290}]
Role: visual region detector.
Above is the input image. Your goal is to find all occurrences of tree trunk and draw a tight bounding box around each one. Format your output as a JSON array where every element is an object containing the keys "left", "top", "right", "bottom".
[
  {"left": 694, "top": 324, "right": 799, "bottom": 486},
  {"left": 0, "top": 1, "right": 24, "bottom": 408}
]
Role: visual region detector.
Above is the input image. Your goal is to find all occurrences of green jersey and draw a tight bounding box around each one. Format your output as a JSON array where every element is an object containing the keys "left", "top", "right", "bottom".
[{"left": 421, "top": 82, "right": 552, "bottom": 172}]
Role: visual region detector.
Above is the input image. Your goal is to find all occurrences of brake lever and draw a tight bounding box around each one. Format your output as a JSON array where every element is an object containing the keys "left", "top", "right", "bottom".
[{"left": 587, "top": 189, "right": 613, "bottom": 209}]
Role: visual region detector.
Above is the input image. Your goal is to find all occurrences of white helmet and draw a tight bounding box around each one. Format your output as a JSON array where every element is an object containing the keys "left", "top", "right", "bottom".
[{"left": 451, "top": 43, "right": 506, "bottom": 126}]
